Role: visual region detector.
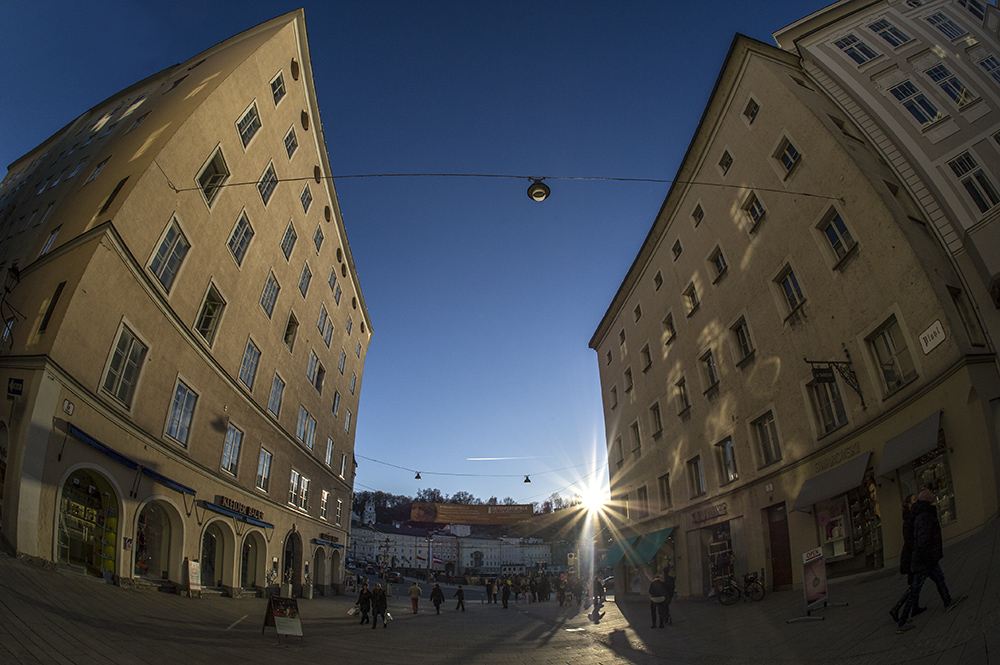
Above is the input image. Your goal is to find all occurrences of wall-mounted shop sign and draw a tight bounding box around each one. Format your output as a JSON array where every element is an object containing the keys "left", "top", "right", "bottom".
[
  {"left": 7, "top": 378, "right": 23, "bottom": 397},
  {"left": 318, "top": 533, "right": 340, "bottom": 543},
  {"left": 919, "top": 320, "right": 945, "bottom": 355},
  {"left": 814, "top": 441, "right": 861, "bottom": 474},
  {"left": 218, "top": 495, "right": 265, "bottom": 521},
  {"left": 691, "top": 502, "right": 727, "bottom": 524}
]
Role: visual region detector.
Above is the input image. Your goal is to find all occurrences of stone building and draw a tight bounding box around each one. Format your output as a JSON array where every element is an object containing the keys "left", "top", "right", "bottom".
[
  {"left": 0, "top": 10, "right": 370, "bottom": 597},
  {"left": 591, "top": 6, "right": 1000, "bottom": 598}
]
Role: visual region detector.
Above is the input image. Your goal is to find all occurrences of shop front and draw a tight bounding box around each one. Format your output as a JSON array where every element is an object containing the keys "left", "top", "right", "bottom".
[
  {"left": 684, "top": 502, "right": 747, "bottom": 597},
  {"left": 621, "top": 527, "right": 676, "bottom": 594},
  {"left": 57, "top": 468, "right": 119, "bottom": 579},
  {"left": 877, "top": 411, "right": 956, "bottom": 527}
]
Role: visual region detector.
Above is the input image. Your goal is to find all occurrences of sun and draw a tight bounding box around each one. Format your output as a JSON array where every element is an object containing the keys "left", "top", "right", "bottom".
[{"left": 580, "top": 485, "right": 607, "bottom": 514}]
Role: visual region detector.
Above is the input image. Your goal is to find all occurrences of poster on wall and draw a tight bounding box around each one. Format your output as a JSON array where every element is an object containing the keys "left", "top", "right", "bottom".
[
  {"left": 186, "top": 560, "right": 201, "bottom": 598},
  {"left": 262, "top": 596, "right": 303, "bottom": 642},
  {"left": 802, "top": 547, "right": 828, "bottom": 612}
]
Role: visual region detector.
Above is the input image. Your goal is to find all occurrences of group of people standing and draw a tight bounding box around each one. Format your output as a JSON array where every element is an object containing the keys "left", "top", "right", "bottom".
[
  {"left": 482, "top": 573, "right": 600, "bottom": 608},
  {"left": 354, "top": 582, "right": 389, "bottom": 628}
]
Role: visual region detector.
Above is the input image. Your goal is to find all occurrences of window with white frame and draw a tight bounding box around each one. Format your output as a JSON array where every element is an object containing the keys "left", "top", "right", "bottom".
[
  {"left": 318, "top": 305, "right": 329, "bottom": 335},
  {"left": 719, "top": 150, "right": 733, "bottom": 175},
  {"left": 271, "top": 72, "right": 286, "bottom": 105},
  {"left": 238, "top": 339, "right": 261, "bottom": 390},
  {"left": 267, "top": 374, "right": 284, "bottom": 416},
  {"left": 926, "top": 12, "right": 966, "bottom": 40},
  {"left": 350, "top": 372, "right": 357, "bottom": 394},
  {"left": 684, "top": 282, "right": 700, "bottom": 315},
  {"left": 257, "top": 163, "right": 278, "bottom": 205},
  {"left": 307, "top": 351, "right": 325, "bottom": 393},
  {"left": 165, "top": 379, "right": 197, "bottom": 446},
  {"left": 957, "top": 0, "right": 988, "bottom": 20},
  {"left": 774, "top": 138, "right": 801, "bottom": 176},
  {"left": 868, "top": 315, "right": 917, "bottom": 394},
  {"left": 256, "top": 448, "right": 272, "bottom": 492},
  {"left": 688, "top": 456, "right": 706, "bottom": 497},
  {"left": 776, "top": 266, "right": 805, "bottom": 313},
  {"left": 313, "top": 225, "right": 324, "bottom": 252},
  {"left": 926, "top": 64, "right": 975, "bottom": 107},
  {"left": 280, "top": 222, "right": 297, "bottom": 260},
  {"left": 752, "top": 411, "right": 781, "bottom": 466},
  {"left": 868, "top": 18, "right": 910, "bottom": 47},
  {"left": 809, "top": 379, "right": 848, "bottom": 434},
  {"left": 345, "top": 409, "right": 352, "bottom": 433},
  {"left": 672, "top": 240, "right": 682, "bottom": 260},
  {"left": 149, "top": 220, "right": 190, "bottom": 292},
  {"left": 339, "top": 350, "right": 346, "bottom": 374},
  {"left": 710, "top": 246, "right": 728, "bottom": 280},
  {"left": 701, "top": 350, "right": 719, "bottom": 388},
  {"left": 979, "top": 55, "right": 1000, "bottom": 85},
  {"left": 283, "top": 312, "right": 298, "bottom": 350},
  {"left": 325, "top": 438, "right": 334, "bottom": 466},
  {"left": 194, "top": 284, "right": 225, "bottom": 344},
  {"left": 340, "top": 453, "right": 347, "bottom": 478},
  {"left": 333, "top": 390, "right": 341, "bottom": 416},
  {"left": 743, "top": 98, "right": 759, "bottom": 124},
  {"left": 834, "top": 34, "right": 879, "bottom": 65},
  {"left": 288, "top": 469, "right": 309, "bottom": 510},
  {"left": 197, "top": 149, "right": 229, "bottom": 206},
  {"left": 296, "top": 406, "right": 317, "bottom": 448},
  {"left": 300, "top": 184, "right": 313, "bottom": 213},
  {"left": 298, "top": 263, "right": 312, "bottom": 297},
  {"left": 102, "top": 325, "right": 147, "bottom": 407},
  {"left": 662, "top": 313, "right": 676, "bottom": 342},
  {"left": 731, "top": 317, "right": 754, "bottom": 360},
  {"left": 284, "top": 127, "right": 298, "bottom": 159},
  {"left": 336, "top": 499, "right": 343, "bottom": 525},
  {"left": 948, "top": 152, "right": 1000, "bottom": 213},
  {"left": 320, "top": 490, "right": 329, "bottom": 520},
  {"left": 221, "top": 423, "right": 243, "bottom": 475},
  {"left": 227, "top": 212, "right": 254, "bottom": 266},
  {"left": 716, "top": 437, "right": 739, "bottom": 484},
  {"left": 742, "top": 191, "right": 766, "bottom": 230},
  {"left": 237, "top": 103, "right": 261, "bottom": 147},
  {"left": 821, "top": 209, "right": 857, "bottom": 260},
  {"left": 40, "top": 226, "right": 61, "bottom": 256}
]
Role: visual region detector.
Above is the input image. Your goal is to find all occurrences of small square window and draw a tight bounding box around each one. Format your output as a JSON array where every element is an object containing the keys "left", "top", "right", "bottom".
[
  {"left": 742, "top": 192, "right": 766, "bottom": 231},
  {"left": 701, "top": 350, "right": 719, "bottom": 388},
  {"left": 257, "top": 163, "right": 278, "bottom": 205},
  {"left": 774, "top": 138, "right": 801, "bottom": 175},
  {"left": 653, "top": 271, "right": 663, "bottom": 290},
  {"left": 672, "top": 240, "right": 682, "bottom": 260},
  {"left": 281, "top": 222, "right": 298, "bottom": 260},
  {"left": 606, "top": 350, "right": 612, "bottom": 365},
  {"left": 684, "top": 283, "right": 699, "bottom": 315},
  {"left": 284, "top": 128, "right": 299, "bottom": 159},
  {"left": 776, "top": 266, "right": 805, "bottom": 314},
  {"left": 640, "top": 344, "right": 651, "bottom": 370},
  {"left": 743, "top": 98, "right": 759, "bottom": 124},
  {"left": 719, "top": 151, "right": 733, "bottom": 175},
  {"left": 731, "top": 317, "right": 754, "bottom": 360},
  {"left": 710, "top": 247, "right": 727, "bottom": 280},
  {"left": 624, "top": 367, "right": 633, "bottom": 392},
  {"left": 633, "top": 304, "right": 642, "bottom": 322},
  {"left": 313, "top": 225, "right": 324, "bottom": 252},
  {"left": 300, "top": 184, "right": 313, "bottom": 213},
  {"left": 283, "top": 312, "right": 298, "bottom": 350},
  {"left": 237, "top": 103, "right": 261, "bottom": 148},
  {"left": 271, "top": 72, "right": 287, "bottom": 106},
  {"left": 692, "top": 204, "right": 704, "bottom": 227},
  {"left": 822, "top": 209, "right": 857, "bottom": 260},
  {"left": 662, "top": 313, "right": 676, "bottom": 342},
  {"left": 649, "top": 402, "right": 662, "bottom": 434},
  {"left": 676, "top": 378, "right": 690, "bottom": 412},
  {"left": 194, "top": 284, "right": 226, "bottom": 344},
  {"left": 197, "top": 150, "right": 229, "bottom": 206}
]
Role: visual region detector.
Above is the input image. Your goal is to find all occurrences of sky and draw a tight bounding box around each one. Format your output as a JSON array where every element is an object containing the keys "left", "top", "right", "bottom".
[{"left": 1, "top": 0, "right": 834, "bottom": 507}]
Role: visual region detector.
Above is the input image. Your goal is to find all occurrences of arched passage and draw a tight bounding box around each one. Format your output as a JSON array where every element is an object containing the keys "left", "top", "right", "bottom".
[
  {"left": 331, "top": 547, "right": 342, "bottom": 592},
  {"left": 200, "top": 519, "right": 236, "bottom": 589},
  {"left": 282, "top": 530, "right": 303, "bottom": 596},
  {"left": 241, "top": 530, "right": 267, "bottom": 590},
  {"left": 57, "top": 468, "right": 120, "bottom": 579},
  {"left": 133, "top": 498, "right": 183, "bottom": 582},
  {"left": 313, "top": 546, "right": 326, "bottom": 595}
]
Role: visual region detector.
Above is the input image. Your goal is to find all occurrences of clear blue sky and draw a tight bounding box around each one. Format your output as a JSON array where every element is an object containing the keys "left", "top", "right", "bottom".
[{"left": 1, "top": 1, "right": 833, "bottom": 506}]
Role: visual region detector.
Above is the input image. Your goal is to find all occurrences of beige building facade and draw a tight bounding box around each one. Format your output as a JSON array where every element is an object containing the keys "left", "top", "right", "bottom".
[
  {"left": 0, "top": 11, "right": 371, "bottom": 597},
  {"left": 591, "top": 24, "right": 1000, "bottom": 599}
]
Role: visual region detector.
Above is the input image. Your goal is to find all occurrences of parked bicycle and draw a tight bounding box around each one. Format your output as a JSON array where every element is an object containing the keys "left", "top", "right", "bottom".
[{"left": 718, "top": 572, "right": 765, "bottom": 605}]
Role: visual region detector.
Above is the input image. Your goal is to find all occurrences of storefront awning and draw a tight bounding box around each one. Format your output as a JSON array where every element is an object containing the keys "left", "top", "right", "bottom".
[
  {"left": 141, "top": 467, "right": 195, "bottom": 496},
  {"left": 312, "top": 538, "right": 344, "bottom": 549},
  {"left": 70, "top": 424, "right": 195, "bottom": 496},
  {"left": 792, "top": 452, "right": 871, "bottom": 512},
  {"left": 877, "top": 411, "right": 941, "bottom": 477},
  {"left": 596, "top": 536, "right": 639, "bottom": 568},
  {"left": 624, "top": 527, "right": 676, "bottom": 565},
  {"left": 203, "top": 501, "right": 274, "bottom": 529}
]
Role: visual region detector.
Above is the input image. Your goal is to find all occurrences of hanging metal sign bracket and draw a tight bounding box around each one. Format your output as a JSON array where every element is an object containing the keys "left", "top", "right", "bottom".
[{"left": 804, "top": 349, "right": 866, "bottom": 410}]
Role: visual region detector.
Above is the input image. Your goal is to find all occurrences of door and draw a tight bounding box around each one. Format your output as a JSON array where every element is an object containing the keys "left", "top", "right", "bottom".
[{"left": 767, "top": 503, "right": 793, "bottom": 590}]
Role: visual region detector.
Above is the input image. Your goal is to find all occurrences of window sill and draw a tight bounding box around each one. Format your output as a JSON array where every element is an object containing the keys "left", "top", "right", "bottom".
[
  {"left": 881, "top": 374, "right": 919, "bottom": 400},
  {"left": 677, "top": 405, "right": 692, "bottom": 418},
  {"left": 919, "top": 113, "right": 952, "bottom": 135},
  {"left": 652, "top": 429, "right": 664, "bottom": 441},
  {"left": 832, "top": 242, "right": 859, "bottom": 270},
  {"left": 783, "top": 300, "right": 807, "bottom": 323},
  {"left": 703, "top": 381, "right": 720, "bottom": 396},
  {"left": 719, "top": 476, "right": 739, "bottom": 487},
  {"left": 735, "top": 350, "right": 756, "bottom": 369},
  {"left": 686, "top": 303, "right": 700, "bottom": 318},
  {"left": 642, "top": 362, "right": 652, "bottom": 373},
  {"left": 712, "top": 266, "right": 728, "bottom": 285},
  {"left": 746, "top": 215, "right": 765, "bottom": 235},
  {"left": 781, "top": 159, "right": 801, "bottom": 181},
  {"left": 624, "top": 385, "right": 633, "bottom": 394},
  {"left": 665, "top": 332, "right": 677, "bottom": 346}
]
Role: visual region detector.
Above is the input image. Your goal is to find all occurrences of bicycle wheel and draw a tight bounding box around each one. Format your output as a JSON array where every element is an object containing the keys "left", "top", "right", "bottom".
[
  {"left": 718, "top": 585, "right": 740, "bottom": 606},
  {"left": 747, "top": 580, "right": 765, "bottom": 602}
]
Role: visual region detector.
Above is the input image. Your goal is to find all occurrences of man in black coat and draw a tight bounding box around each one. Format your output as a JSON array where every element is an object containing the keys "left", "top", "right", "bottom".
[{"left": 895, "top": 488, "right": 964, "bottom": 632}]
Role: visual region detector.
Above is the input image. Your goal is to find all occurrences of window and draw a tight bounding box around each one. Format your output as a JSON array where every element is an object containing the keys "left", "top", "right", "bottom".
[
  {"left": 317, "top": 305, "right": 329, "bottom": 334},
  {"left": 126, "top": 112, "right": 149, "bottom": 133},
  {"left": 957, "top": 0, "right": 988, "bottom": 20},
  {"left": 948, "top": 152, "right": 1000, "bottom": 213},
  {"left": 731, "top": 317, "right": 754, "bottom": 360},
  {"left": 610, "top": 386, "right": 618, "bottom": 409},
  {"left": 307, "top": 351, "right": 325, "bottom": 393},
  {"left": 260, "top": 272, "right": 280, "bottom": 317},
  {"left": 3, "top": 317, "right": 15, "bottom": 347},
  {"left": 345, "top": 409, "right": 352, "bottom": 433},
  {"left": 281, "top": 222, "right": 298, "bottom": 259},
  {"left": 640, "top": 344, "right": 651, "bottom": 370},
  {"left": 296, "top": 406, "right": 317, "bottom": 449},
  {"left": 835, "top": 34, "right": 879, "bottom": 65},
  {"left": 776, "top": 267, "right": 805, "bottom": 313},
  {"left": 710, "top": 247, "right": 727, "bottom": 279},
  {"left": 927, "top": 64, "right": 975, "bottom": 107},
  {"left": 752, "top": 411, "right": 782, "bottom": 467},
  {"left": 339, "top": 350, "right": 346, "bottom": 374},
  {"left": 868, "top": 316, "right": 917, "bottom": 393},
  {"left": 979, "top": 55, "right": 1000, "bottom": 85},
  {"left": 300, "top": 184, "right": 313, "bottom": 213},
  {"left": 822, "top": 210, "right": 857, "bottom": 260},
  {"left": 672, "top": 240, "right": 682, "bottom": 260},
  {"left": 237, "top": 103, "right": 261, "bottom": 147},
  {"left": 742, "top": 192, "right": 766, "bottom": 230},
  {"left": 267, "top": 374, "right": 285, "bottom": 416},
  {"left": 325, "top": 320, "right": 334, "bottom": 347},
  {"left": 333, "top": 390, "right": 341, "bottom": 416},
  {"left": 716, "top": 437, "right": 739, "bottom": 484},
  {"left": 227, "top": 213, "right": 254, "bottom": 266},
  {"left": 38, "top": 282, "right": 65, "bottom": 333},
  {"left": 774, "top": 138, "right": 800, "bottom": 175},
  {"left": 632, "top": 304, "right": 643, "bottom": 323},
  {"left": 257, "top": 163, "right": 278, "bottom": 205},
  {"left": 662, "top": 313, "right": 676, "bottom": 342},
  {"left": 684, "top": 283, "right": 699, "bottom": 315},
  {"left": 86, "top": 157, "right": 109, "bottom": 185},
  {"left": 284, "top": 127, "right": 299, "bottom": 159},
  {"left": 313, "top": 225, "right": 324, "bottom": 252},
  {"left": 102, "top": 325, "right": 147, "bottom": 407},
  {"left": 926, "top": 12, "right": 966, "bottom": 40},
  {"left": 701, "top": 350, "right": 719, "bottom": 388},
  {"left": 743, "top": 98, "right": 759, "bottom": 124},
  {"left": 653, "top": 271, "right": 663, "bottom": 290},
  {"left": 194, "top": 285, "right": 225, "bottom": 344},
  {"left": 165, "top": 380, "right": 197, "bottom": 445},
  {"left": 636, "top": 486, "right": 649, "bottom": 520},
  {"left": 624, "top": 367, "right": 633, "bottom": 392},
  {"left": 221, "top": 423, "right": 243, "bottom": 475},
  {"left": 325, "top": 438, "right": 334, "bottom": 466},
  {"left": 868, "top": 18, "right": 910, "bottom": 47},
  {"left": 298, "top": 263, "right": 312, "bottom": 297},
  {"left": 719, "top": 150, "right": 733, "bottom": 175},
  {"left": 149, "top": 220, "right": 190, "bottom": 292},
  {"left": 692, "top": 204, "right": 704, "bottom": 226},
  {"left": 356, "top": 341, "right": 362, "bottom": 358},
  {"left": 949, "top": 286, "right": 986, "bottom": 345},
  {"left": 688, "top": 457, "right": 706, "bottom": 497},
  {"left": 649, "top": 402, "right": 663, "bottom": 435},
  {"left": 675, "top": 378, "right": 690, "bottom": 413},
  {"left": 613, "top": 437, "right": 624, "bottom": 470},
  {"left": 350, "top": 372, "right": 357, "bottom": 394},
  {"left": 238, "top": 339, "right": 261, "bottom": 390},
  {"left": 336, "top": 499, "right": 344, "bottom": 526},
  {"left": 40, "top": 226, "right": 61, "bottom": 256},
  {"left": 346, "top": 316, "right": 354, "bottom": 334},
  {"left": 288, "top": 469, "right": 309, "bottom": 510},
  {"left": 320, "top": 490, "right": 329, "bottom": 520},
  {"left": 629, "top": 421, "right": 641, "bottom": 458},
  {"left": 271, "top": 72, "right": 286, "bottom": 105},
  {"left": 67, "top": 158, "right": 87, "bottom": 179},
  {"left": 657, "top": 473, "right": 672, "bottom": 511},
  {"left": 256, "top": 448, "right": 273, "bottom": 492},
  {"left": 809, "top": 380, "right": 848, "bottom": 434},
  {"left": 197, "top": 149, "right": 229, "bottom": 206},
  {"left": 283, "top": 311, "right": 298, "bottom": 350}
]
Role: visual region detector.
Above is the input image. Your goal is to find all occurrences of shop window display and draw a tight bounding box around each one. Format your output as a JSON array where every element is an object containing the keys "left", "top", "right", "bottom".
[
  {"left": 201, "top": 522, "right": 226, "bottom": 588},
  {"left": 58, "top": 469, "right": 118, "bottom": 578},
  {"left": 707, "top": 522, "right": 734, "bottom": 594},
  {"left": 816, "top": 467, "right": 883, "bottom": 575},
  {"left": 898, "top": 430, "right": 956, "bottom": 525},
  {"left": 134, "top": 501, "right": 171, "bottom": 579}
]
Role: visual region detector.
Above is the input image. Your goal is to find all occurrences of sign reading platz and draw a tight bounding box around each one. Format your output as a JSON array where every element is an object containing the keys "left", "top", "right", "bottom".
[{"left": 411, "top": 502, "right": 533, "bottom": 524}]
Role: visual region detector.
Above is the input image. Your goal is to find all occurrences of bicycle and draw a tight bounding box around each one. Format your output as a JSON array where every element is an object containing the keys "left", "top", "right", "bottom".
[{"left": 718, "top": 572, "right": 765, "bottom": 605}]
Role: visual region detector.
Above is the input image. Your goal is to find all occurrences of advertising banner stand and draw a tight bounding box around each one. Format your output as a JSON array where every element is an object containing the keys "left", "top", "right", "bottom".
[
  {"left": 262, "top": 596, "right": 304, "bottom": 644},
  {"left": 787, "top": 547, "right": 848, "bottom": 623}
]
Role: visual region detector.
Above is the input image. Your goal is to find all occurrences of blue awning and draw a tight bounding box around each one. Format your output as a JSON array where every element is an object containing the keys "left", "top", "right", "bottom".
[
  {"left": 596, "top": 536, "right": 639, "bottom": 569},
  {"left": 69, "top": 424, "right": 138, "bottom": 470},
  {"left": 245, "top": 515, "right": 275, "bottom": 530},
  {"left": 142, "top": 467, "right": 195, "bottom": 496},
  {"left": 204, "top": 501, "right": 274, "bottom": 529},
  {"left": 312, "top": 538, "right": 344, "bottom": 549},
  {"left": 624, "top": 527, "right": 676, "bottom": 565}
]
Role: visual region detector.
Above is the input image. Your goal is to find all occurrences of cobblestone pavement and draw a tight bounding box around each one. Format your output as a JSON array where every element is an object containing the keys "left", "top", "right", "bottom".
[{"left": 2, "top": 519, "right": 999, "bottom": 664}]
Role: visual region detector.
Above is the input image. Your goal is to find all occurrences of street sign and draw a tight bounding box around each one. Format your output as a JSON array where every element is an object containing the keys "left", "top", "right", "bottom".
[{"left": 7, "top": 378, "right": 23, "bottom": 397}]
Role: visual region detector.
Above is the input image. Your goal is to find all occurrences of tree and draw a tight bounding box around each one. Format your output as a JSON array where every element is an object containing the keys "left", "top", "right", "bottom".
[
  {"left": 415, "top": 488, "right": 444, "bottom": 504},
  {"left": 486, "top": 496, "right": 499, "bottom": 505},
  {"left": 448, "top": 491, "right": 477, "bottom": 504},
  {"left": 502, "top": 497, "right": 517, "bottom": 505}
]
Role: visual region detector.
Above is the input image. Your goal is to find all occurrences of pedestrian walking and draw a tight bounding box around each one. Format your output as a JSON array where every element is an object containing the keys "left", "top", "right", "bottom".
[
  {"left": 896, "top": 488, "right": 966, "bottom": 633},
  {"left": 662, "top": 569, "right": 676, "bottom": 625},
  {"left": 502, "top": 579, "right": 511, "bottom": 608},
  {"left": 492, "top": 579, "right": 499, "bottom": 604},
  {"left": 371, "top": 583, "right": 389, "bottom": 629},
  {"left": 648, "top": 573, "right": 672, "bottom": 628},
  {"left": 357, "top": 583, "right": 372, "bottom": 625},
  {"left": 485, "top": 578, "right": 494, "bottom": 604},
  {"left": 455, "top": 584, "right": 466, "bottom": 611},
  {"left": 409, "top": 581, "right": 421, "bottom": 614},
  {"left": 431, "top": 584, "right": 445, "bottom": 614},
  {"left": 889, "top": 494, "right": 926, "bottom": 623}
]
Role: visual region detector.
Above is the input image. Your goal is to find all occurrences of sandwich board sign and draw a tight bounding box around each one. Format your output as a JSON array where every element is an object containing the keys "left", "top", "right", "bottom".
[{"left": 262, "top": 596, "right": 303, "bottom": 643}]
